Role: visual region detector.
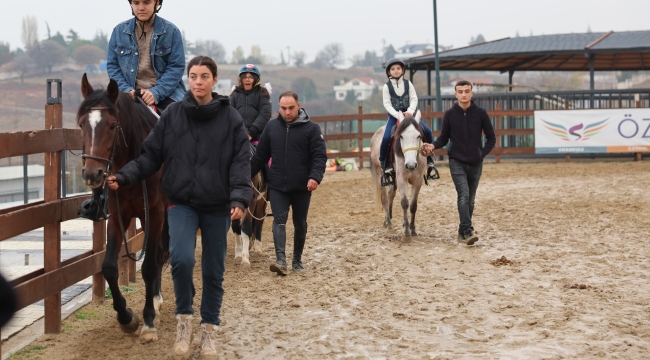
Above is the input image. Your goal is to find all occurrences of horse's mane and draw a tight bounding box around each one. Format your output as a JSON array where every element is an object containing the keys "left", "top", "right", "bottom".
[
  {"left": 393, "top": 116, "right": 425, "bottom": 159},
  {"left": 78, "top": 90, "right": 158, "bottom": 161}
]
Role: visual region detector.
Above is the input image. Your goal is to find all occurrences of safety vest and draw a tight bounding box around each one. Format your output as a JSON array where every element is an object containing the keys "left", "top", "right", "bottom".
[{"left": 386, "top": 79, "right": 410, "bottom": 113}]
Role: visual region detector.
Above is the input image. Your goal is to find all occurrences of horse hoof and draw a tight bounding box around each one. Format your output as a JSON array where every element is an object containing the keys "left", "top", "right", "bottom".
[
  {"left": 119, "top": 308, "right": 140, "bottom": 333},
  {"left": 140, "top": 325, "right": 158, "bottom": 343},
  {"left": 234, "top": 256, "right": 242, "bottom": 265},
  {"left": 241, "top": 259, "right": 251, "bottom": 269}
]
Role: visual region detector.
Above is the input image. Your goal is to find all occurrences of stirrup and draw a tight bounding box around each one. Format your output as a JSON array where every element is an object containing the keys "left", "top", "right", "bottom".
[
  {"left": 381, "top": 171, "right": 395, "bottom": 187},
  {"left": 427, "top": 166, "right": 440, "bottom": 181}
]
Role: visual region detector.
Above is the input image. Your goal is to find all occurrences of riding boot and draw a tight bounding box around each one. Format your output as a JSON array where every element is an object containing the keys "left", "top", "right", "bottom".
[
  {"left": 270, "top": 223, "right": 287, "bottom": 276},
  {"left": 292, "top": 225, "right": 307, "bottom": 272},
  {"left": 426, "top": 156, "right": 439, "bottom": 180}
]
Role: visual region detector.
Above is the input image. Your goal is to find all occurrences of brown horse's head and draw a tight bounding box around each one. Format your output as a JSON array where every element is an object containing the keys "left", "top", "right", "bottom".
[{"left": 78, "top": 74, "right": 121, "bottom": 188}]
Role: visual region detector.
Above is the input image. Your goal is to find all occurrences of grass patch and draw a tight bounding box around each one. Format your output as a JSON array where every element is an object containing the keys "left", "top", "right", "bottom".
[
  {"left": 105, "top": 286, "right": 135, "bottom": 300},
  {"left": 9, "top": 345, "right": 46, "bottom": 358},
  {"left": 74, "top": 309, "right": 100, "bottom": 320}
]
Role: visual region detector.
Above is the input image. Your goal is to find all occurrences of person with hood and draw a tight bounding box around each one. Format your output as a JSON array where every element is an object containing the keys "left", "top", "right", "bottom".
[
  {"left": 421, "top": 80, "right": 496, "bottom": 246},
  {"left": 250, "top": 91, "right": 327, "bottom": 276},
  {"left": 107, "top": 56, "right": 252, "bottom": 358},
  {"left": 107, "top": 0, "right": 186, "bottom": 112},
  {"left": 230, "top": 64, "right": 272, "bottom": 141}
]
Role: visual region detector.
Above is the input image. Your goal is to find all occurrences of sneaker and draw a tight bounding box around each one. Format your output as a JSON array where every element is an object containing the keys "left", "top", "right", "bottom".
[
  {"left": 459, "top": 229, "right": 479, "bottom": 245},
  {"left": 199, "top": 323, "right": 219, "bottom": 359},
  {"left": 270, "top": 261, "right": 288, "bottom": 276},
  {"left": 173, "top": 315, "right": 193, "bottom": 359}
]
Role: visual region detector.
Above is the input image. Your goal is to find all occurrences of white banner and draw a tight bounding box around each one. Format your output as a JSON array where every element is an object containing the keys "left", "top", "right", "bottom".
[{"left": 534, "top": 109, "right": 650, "bottom": 154}]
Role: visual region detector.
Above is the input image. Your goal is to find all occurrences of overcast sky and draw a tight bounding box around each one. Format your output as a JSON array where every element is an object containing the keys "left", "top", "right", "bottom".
[{"left": 2, "top": 0, "right": 648, "bottom": 64}]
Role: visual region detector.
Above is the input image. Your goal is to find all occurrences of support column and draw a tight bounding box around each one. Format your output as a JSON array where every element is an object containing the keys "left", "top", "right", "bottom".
[
  {"left": 508, "top": 70, "right": 514, "bottom": 92},
  {"left": 427, "top": 63, "right": 432, "bottom": 96},
  {"left": 589, "top": 54, "right": 595, "bottom": 108}
]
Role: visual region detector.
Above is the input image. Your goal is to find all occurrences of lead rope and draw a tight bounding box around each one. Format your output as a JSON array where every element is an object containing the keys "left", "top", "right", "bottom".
[{"left": 247, "top": 175, "right": 270, "bottom": 221}]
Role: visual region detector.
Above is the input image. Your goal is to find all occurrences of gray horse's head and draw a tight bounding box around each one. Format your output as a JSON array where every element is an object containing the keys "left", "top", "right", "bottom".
[{"left": 393, "top": 111, "right": 424, "bottom": 171}]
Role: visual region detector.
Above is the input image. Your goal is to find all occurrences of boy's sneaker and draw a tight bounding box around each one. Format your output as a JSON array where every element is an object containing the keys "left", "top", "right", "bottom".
[{"left": 458, "top": 229, "right": 479, "bottom": 245}]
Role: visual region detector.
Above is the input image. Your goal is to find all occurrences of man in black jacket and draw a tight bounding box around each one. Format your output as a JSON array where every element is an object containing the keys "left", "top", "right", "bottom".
[
  {"left": 250, "top": 91, "right": 327, "bottom": 275},
  {"left": 422, "top": 80, "right": 496, "bottom": 245}
]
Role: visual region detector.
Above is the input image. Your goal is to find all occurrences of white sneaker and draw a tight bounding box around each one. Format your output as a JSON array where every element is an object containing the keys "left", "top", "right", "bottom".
[
  {"left": 173, "top": 314, "right": 193, "bottom": 359},
  {"left": 199, "top": 323, "right": 219, "bottom": 359}
]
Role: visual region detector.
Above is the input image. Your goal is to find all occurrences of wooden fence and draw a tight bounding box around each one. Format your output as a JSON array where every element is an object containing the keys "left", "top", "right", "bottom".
[
  {"left": 311, "top": 101, "right": 646, "bottom": 168},
  {"left": 0, "top": 88, "right": 143, "bottom": 353}
]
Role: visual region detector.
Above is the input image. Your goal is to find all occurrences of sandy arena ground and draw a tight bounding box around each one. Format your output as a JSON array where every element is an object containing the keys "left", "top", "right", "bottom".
[{"left": 6, "top": 160, "right": 650, "bottom": 359}]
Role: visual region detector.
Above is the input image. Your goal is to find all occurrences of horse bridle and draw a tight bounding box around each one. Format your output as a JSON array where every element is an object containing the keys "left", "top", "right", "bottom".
[{"left": 79, "top": 106, "right": 150, "bottom": 262}]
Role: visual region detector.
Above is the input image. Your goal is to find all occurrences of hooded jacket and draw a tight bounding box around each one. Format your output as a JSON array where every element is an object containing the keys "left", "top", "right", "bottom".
[
  {"left": 116, "top": 91, "right": 252, "bottom": 215},
  {"left": 250, "top": 108, "right": 327, "bottom": 192},
  {"left": 433, "top": 101, "right": 496, "bottom": 165},
  {"left": 230, "top": 86, "right": 272, "bottom": 141}
]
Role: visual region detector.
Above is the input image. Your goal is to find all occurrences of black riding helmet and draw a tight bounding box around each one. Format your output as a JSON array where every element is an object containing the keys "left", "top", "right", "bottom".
[{"left": 385, "top": 58, "right": 406, "bottom": 79}]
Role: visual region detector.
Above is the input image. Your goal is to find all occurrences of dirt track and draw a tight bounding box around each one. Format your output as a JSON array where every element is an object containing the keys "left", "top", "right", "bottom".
[{"left": 8, "top": 160, "right": 650, "bottom": 359}]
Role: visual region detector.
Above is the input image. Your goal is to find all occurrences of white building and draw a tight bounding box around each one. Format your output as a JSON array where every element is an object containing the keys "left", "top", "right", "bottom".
[
  {"left": 394, "top": 44, "right": 435, "bottom": 61},
  {"left": 0, "top": 165, "right": 44, "bottom": 204},
  {"left": 334, "top": 77, "right": 379, "bottom": 101}
]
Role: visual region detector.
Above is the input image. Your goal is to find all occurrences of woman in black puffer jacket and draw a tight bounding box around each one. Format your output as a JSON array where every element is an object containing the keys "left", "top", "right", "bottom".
[{"left": 230, "top": 64, "right": 272, "bottom": 141}]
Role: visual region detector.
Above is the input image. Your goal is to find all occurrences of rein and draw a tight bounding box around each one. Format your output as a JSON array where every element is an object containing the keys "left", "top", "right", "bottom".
[{"left": 247, "top": 173, "right": 270, "bottom": 221}]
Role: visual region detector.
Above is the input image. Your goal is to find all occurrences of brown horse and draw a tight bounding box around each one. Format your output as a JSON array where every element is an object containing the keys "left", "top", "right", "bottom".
[
  {"left": 232, "top": 153, "right": 268, "bottom": 267},
  {"left": 77, "top": 74, "right": 169, "bottom": 343}
]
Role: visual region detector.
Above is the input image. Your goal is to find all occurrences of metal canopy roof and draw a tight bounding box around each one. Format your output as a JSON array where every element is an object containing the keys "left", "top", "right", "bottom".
[{"left": 405, "top": 31, "right": 650, "bottom": 73}]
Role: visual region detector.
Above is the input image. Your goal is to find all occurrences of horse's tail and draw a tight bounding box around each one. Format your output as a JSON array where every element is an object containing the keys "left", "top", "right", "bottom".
[{"left": 369, "top": 159, "right": 383, "bottom": 212}]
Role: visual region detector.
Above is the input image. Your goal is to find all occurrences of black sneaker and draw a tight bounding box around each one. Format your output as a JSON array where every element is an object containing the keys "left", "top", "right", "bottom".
[{"left": 459, "top": 229, "right": 479, "bottom": 245}]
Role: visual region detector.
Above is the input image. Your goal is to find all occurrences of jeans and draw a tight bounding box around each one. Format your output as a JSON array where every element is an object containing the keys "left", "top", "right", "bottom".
[
  {"left": 379, "top": 114, "right": 434, "bottom": 162},
  {"left": 167, "top": 204, "right": 230, "bottom": 325},
  {"left": 449, "top": 158, "right": 483, "bottom": 233}
]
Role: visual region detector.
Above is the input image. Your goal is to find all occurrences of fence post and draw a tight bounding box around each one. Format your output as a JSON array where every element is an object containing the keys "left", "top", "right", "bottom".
[
  {"left": 564, "top": 101, "right": 571, "bottom": 162},
  {"left": 635, "top": 100, "right": 643, "bottom": 161},
  {"left": 495, "top": 103, "right": 501, "bottom": 163},
  {"left": 128, "top": 219, "right": 137, "bottom": 283},
  {"left": 44, "top": 79, "right": 62, "bottom": 334},
  {"left": 357, "top": 103, "right": 364, "bottom": 169},
  {"left": 93, "top": 220, "right": 106, "bottom": 303},
  {"left": 23, "top": 155, "right": 28, "bottom": 204}
]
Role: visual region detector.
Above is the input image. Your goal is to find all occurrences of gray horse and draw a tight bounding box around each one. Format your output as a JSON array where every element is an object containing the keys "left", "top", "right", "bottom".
[{"left": 370, "top": 111, "right": 427, "bottom": 236}]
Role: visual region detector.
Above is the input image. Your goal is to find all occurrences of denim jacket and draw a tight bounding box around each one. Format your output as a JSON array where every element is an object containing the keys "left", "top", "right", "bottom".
[{"left": 107, "top": 15, "right": 186, "bottom": 103}]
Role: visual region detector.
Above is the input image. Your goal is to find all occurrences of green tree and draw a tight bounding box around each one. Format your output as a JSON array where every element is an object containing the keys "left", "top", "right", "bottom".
[
  {"left": 291, "top": 77, "right": 318, "bottom": 101},
  {"left": 67, "top": 39, "right": 92, "bottom": 57},
  {"left": 50, "top": 31, "right": 66, "bottom": 48},
  {"left": 92, "top": 30, "right": 109, "bottom": 56},
  {"left": 231, "top": 46, "right": 244, "bottom": 64},
  {"left": 344, "top": 89, "right": 357, "bottom": 105},
  {"left": 0, "top": 42, "right": 13, "bottom": 67},
  {"left": 383, "top": 44, "right": 396, "bottom": 60},
  {"left": 66, "top": 29, "right": 79, "bottom": 43},
  {"left": 469, "top": 34, "right": 486, "bottom": 45}
]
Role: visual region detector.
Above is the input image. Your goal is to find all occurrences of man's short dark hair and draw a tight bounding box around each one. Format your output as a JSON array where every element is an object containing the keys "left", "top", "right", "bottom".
[
  {"left": 455, "top": 80, "right": 473, "bottom": 91},
  {"left": 279, "top": 91, "right": 299, "bottom": 102}
]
